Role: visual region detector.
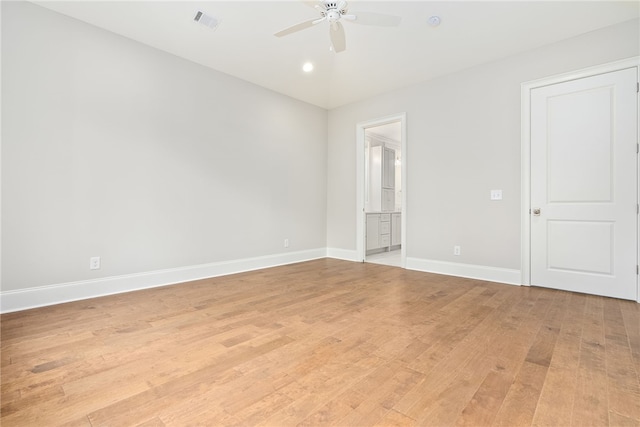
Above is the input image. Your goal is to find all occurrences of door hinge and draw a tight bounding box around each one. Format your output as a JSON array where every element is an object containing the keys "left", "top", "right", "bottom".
[{"left": 637, "top": 82, "right": 639, "bottom": 93}]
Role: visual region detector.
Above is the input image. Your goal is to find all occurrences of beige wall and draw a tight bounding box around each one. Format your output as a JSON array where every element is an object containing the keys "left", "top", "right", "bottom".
[{"left": 326, "top": 19, "right": 640, "bottom": 270}]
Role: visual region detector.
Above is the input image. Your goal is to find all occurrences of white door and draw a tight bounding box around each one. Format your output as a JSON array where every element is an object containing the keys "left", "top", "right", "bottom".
[{"left": 530, "top": 67, "right": 638, "bottom": 300}]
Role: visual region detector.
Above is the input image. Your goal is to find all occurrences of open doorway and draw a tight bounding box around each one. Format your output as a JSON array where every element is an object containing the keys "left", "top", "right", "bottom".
[{"left": 356, "top": 114, "right": 406, "bottom": 267}]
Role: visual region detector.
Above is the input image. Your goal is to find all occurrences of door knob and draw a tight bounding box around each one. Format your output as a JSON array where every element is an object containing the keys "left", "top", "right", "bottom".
[{"left": 532, "top": 208, "right": 541, "bottom": 216}]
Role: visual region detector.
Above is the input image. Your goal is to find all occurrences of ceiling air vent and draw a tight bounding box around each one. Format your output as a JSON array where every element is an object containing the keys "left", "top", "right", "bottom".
[{"left": 194, "top": 11, "right": 220, "bottom": 30}]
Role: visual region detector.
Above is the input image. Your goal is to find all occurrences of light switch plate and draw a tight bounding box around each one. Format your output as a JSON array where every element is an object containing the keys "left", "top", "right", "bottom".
[{"left": 490, "top": 189, "right": 503, "bottom": 200}]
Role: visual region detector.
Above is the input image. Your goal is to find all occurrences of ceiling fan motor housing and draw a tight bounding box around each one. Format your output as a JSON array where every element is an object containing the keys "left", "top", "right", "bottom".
[
  {"left": 326, "top": 10, "right": 341, "bottom": 22},
  {"left": 322, "top": 1, "right": 348, "bottom": 15}
]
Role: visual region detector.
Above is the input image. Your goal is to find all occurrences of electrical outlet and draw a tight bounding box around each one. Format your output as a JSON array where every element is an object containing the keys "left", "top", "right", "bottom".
[
  {"left": 90, "top": 256, "right": 101, "bottom": 270},
  {"left": 284, "top": 238, "right": 289, "bottom": 248},
  {"left": 453, "top": 246, "right": 461, "bottom": 256},
  {"left": 490, "top": 189, "right": 503, "bottom": 200}
]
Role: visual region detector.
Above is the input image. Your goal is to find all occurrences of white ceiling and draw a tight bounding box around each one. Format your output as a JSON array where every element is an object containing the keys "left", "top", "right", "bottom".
[
  {"left": 33, "top": 1, "right": 639, "bottom": 109},
  {"left": 367, "top": 122, "right": 402, "bottom": 143}
]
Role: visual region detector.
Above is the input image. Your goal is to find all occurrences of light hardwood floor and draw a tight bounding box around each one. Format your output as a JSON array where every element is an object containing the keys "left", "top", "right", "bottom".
[{"left": 1, "top": 258, "right": 639, "bottom": 426}]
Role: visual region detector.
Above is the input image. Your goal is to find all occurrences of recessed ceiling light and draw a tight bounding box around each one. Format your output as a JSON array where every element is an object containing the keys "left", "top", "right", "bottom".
[
  {"left": 302, "top": 62, "right": 314, "bottom": 73},
  {"left": 428, "top": 16, "right": 441, "bottom": 27}
]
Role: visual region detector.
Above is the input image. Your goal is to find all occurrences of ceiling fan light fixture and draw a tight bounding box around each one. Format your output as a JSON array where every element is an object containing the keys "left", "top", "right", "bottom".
[{"left": 275, "top": 0, "right": 401, "bottom": 53}]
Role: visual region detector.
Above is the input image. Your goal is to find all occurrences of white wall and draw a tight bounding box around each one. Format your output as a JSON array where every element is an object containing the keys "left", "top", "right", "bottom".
[
  {"left": 327, "top": 19, "right": 640, "bottom": 279},
  {"left": 2, "top": 1, "right": 638, "bottom": 311},
  {"left": 1, "top": 2, "right": 328, "bottom": 298}
]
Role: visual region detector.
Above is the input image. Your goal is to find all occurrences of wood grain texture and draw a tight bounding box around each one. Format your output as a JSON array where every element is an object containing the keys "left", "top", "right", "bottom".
[{"left": 1, "top": 259, "right": 639, "bottom": 426}]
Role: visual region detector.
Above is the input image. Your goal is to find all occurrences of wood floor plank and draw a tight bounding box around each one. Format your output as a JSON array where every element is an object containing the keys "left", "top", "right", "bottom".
[
  {"left": 395, "top": 287, "right": 547, "bottom": 423},
  {"left": 422, "top": 289, "right": 563, "bottom": 426},
  {"left": 454, "top": 369, "right": 513, "bottom": 427},
  {"left": 86, "top": 335, "right": 295, "bottom": 426},
  {"left": 373, "top": 408, "right": 416, "bottom": 427},
  {"left": 1, "top": 258, "right": 639, "bottom": 426},
  {"left": 603, "top": 298, "right": 640, "bottom": 424},
  {"left": 303, "top": 361, "right": 421, "bottom": 426},
  {"left": 492, "top": 361, "right": 549, "bottom": 427},
  {"left": 488, "top": 289, "right": 566, "bottom": 426},
  {"left": 531, "top": 292, "right": 588, "bottom": 426},
  {"left": 620, "top": 300, "right": 640, "bottom": 376},
  {"left": 570, "top": 295, "right": 610, "bottom": 427},
  {"left": 454, "top": 288, "right": 553, "bottom": 426}
]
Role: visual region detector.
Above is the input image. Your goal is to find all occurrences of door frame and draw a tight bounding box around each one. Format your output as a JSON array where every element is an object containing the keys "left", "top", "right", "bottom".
[
  {"left": 356, "top": 113, "right": 407, "bottom": 265},
  {"left": 520, "top": 56, "right": 640, "bottom": 302}
]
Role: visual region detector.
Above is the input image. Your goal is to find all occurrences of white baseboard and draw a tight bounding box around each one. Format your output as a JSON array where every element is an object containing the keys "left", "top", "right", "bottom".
[
  {"left": 0, "top": 248, "right": 326, "bottom": 313},
  {"left": 1, "top": 251, "right": 524, "bottom": 313},
  {"left": 326, "top": 248, "right": 360, "bottom": 262},
  {"left": 405, "top": 257, "right": 522, "bottom": 286}
]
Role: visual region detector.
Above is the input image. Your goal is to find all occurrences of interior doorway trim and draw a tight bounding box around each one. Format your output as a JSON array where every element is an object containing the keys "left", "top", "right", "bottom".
[
  {"left": 520, "top": 56, "right": 640, "bottom": 302},
  {"left": 356, "top": 113, "right": 407, "bottom": 266}
]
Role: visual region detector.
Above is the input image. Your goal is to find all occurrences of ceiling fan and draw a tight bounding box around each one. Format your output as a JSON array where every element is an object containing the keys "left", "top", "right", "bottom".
[{"left": 274, "top": 1, "right": 402, "bottom": 53}]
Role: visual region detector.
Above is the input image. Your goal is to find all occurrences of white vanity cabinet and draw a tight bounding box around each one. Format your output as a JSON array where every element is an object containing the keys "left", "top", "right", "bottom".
[
  {"left": 368, "top": 146, "right": 395, "bottom": 212},
  {"left": 366, "top": 214, "right": 380, "bottom": 251},
  {"left": 367, "top": 213, "right": 400, "bottom": 253},
  {"left": 379, "top": 214, "right": 391, "bottom": 248}
]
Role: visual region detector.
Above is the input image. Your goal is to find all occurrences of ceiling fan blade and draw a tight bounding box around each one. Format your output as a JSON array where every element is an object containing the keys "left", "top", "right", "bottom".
[
  {"left": 274, "top": 18, "right": 319, "bottom": 37},
  {"left": 301, "top": 0, "right": 323, "bottom": 10},
  {"left": 330, "top": 21, "right": 346, "bottom": 53},
  {"left": 350, "top": 12, "right": 402, "bottom": 27}
]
